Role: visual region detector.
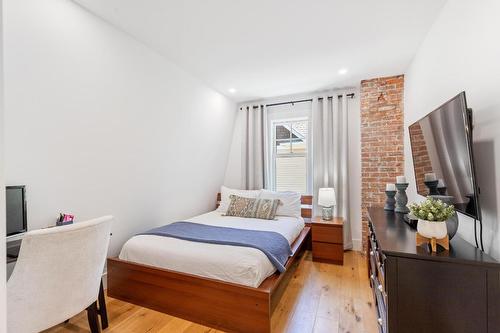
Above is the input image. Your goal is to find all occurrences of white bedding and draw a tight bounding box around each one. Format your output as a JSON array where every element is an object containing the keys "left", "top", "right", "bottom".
[{"left": 119, "top": 211, "right": 304, "bottom": 287}]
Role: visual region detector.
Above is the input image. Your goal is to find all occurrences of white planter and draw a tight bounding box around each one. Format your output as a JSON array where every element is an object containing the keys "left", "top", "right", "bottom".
[{"left": 417, "top": 219, "right": 448, "bottom": 239}]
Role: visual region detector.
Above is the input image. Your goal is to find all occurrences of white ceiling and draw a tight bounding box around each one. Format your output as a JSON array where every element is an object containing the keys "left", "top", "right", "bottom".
[{"left": 75, "top": 0, "right": 446, "bottom": 102}]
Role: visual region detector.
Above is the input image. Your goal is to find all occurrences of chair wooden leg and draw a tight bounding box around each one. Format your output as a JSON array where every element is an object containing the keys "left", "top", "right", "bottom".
[
  {"left": 98, "top": 280, "right": 109, "bottom": 329},
  {"left": 86, "top": 301, "right": 101, "bottom": 333}
]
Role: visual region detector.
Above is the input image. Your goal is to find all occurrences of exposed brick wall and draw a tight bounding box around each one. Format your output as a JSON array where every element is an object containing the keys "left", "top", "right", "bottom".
[
  {"left": 361, "top": 75, "right": 405, "bottom": 253},
  {"left": 409, "top": 123, "right": 433, "bottom": 195}
]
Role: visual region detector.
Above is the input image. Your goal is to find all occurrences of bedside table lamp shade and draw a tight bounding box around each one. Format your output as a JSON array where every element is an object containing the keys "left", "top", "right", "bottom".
[{"left": 318, "top": 188, "right": 336, "bottom": 220}]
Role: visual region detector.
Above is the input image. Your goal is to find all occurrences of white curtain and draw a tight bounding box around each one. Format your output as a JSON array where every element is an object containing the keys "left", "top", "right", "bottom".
[
  {"left": 241, "top": 104, "right": 269, "bottom": 190},
  {"left": 312, "top": 94, "right": 352, "bottom": 249}
]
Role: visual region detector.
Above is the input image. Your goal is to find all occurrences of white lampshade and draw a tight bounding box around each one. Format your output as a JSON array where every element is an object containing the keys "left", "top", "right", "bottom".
[{"left": 318, "top": 188, "right": 336, "bottom": 207}]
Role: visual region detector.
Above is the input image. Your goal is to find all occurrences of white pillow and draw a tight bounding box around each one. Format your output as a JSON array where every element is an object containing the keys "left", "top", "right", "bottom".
[
  {"left": 258, "top": 189, "right": 302, "bottom": 218},
  {"left": 217, "top": 186, "right": 261, "bottom": 213}
]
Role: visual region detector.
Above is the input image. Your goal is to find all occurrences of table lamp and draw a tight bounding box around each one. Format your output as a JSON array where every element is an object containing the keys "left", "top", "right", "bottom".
[{"left": 318, "top": 188, "right": 336, "bottom": 221}]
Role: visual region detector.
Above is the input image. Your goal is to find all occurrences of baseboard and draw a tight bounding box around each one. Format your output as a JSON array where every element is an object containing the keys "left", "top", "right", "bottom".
[{"left": 352, "top": 238, "right": 362, "bottom": 251}]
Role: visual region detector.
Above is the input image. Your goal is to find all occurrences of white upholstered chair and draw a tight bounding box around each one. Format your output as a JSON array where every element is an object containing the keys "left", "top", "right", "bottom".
[{"left": 7, "top": 216, "right": 113, "bottom": 333}]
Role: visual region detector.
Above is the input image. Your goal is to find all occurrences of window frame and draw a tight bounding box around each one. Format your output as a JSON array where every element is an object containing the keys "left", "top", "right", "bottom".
[{"left": 267, "top": 102, "right": 312, "bottom": 194}]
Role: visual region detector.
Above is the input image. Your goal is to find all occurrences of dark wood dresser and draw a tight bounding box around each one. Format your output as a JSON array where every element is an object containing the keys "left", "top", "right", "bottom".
[{"left": 367, "top": 207, "right": 500, "bottom": 333}]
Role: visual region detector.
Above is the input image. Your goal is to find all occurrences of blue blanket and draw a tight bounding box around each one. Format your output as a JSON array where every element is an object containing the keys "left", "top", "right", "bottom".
[{"left": 139, "top": 222, "right": 292, "bottom": 273}]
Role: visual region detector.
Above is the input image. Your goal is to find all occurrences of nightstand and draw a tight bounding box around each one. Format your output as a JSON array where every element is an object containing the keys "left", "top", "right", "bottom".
[{"left": 311, "top": 216, "right": 344, "bottom": 265}]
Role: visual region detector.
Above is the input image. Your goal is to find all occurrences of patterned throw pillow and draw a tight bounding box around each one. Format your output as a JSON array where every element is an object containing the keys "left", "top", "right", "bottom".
[
  {"left": 224, "top": 195, "right": 257, "bottom": 218},
  {"left": 224, "top": 195, "right": 281, "bottom": 220},
  {"left": 253, "top": 198, "right": 281, "bottom": 220}
]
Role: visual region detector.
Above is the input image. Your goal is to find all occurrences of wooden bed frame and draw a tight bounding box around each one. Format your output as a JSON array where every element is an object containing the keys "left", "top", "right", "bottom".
[{"left": 107, "top": 194, "right": 312, "bottom": 333}]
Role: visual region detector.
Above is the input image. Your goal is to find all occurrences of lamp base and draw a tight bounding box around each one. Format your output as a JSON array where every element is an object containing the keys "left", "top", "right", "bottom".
[{"left": 322, "top": 207, "right": 333, "bottom": 221}]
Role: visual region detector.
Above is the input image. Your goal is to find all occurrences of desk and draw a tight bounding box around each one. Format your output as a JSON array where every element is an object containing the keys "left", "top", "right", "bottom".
[{"left": 6, "top": 238, "right": 21, "bottom": 279}]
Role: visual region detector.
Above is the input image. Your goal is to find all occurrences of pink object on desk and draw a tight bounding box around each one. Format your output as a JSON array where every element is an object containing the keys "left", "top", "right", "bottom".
[{"left": 63, "top": 214, "right": 74, "bottom": 222}]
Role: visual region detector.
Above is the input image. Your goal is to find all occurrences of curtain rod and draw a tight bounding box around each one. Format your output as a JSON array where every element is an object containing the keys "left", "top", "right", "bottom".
[{"left": 263, "top": 93, "right": 355, "bottom": 108}]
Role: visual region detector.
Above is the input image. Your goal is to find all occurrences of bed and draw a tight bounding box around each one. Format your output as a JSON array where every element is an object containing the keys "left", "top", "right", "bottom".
[{"left": 107, "top": 192, "right": 312, "bottom": 333}]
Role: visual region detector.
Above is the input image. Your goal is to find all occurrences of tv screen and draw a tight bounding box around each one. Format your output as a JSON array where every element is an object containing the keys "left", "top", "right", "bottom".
[
  {"left": 6, "top": 186, "right": 27, "bottom": 236},
  {"left": 409, "top": 92, "right": 480, "bottom": 219}
]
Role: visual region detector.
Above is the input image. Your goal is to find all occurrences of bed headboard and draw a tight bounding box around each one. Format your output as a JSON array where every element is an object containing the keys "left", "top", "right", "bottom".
[{"left": 216, "top": 193, "right": 312, "bottom": 218}]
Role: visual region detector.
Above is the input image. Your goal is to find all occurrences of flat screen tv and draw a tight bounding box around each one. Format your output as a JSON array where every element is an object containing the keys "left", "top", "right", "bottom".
[
  {"left": 409, "top": 92, "right": 480, "bottom": 220},
  {"left": 6, "top": 185, "right": 27, "bottom": 236}
]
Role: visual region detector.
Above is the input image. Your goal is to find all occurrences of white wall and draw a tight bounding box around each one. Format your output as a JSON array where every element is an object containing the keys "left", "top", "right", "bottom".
[
  {"left": 404, "top": 0, "right": 500, "bottom": 259},
  {"left": 3, "top": 0, "right": 236, "bottom": 256},
  {"left": 0, "top": 0, "right": 6, "bottom": 330},
  {"left": 223, "top": 91, "right": 362, "bottom": 250},
  {"left": 224, "top": 110, "right": 245, "bottom": 189}
]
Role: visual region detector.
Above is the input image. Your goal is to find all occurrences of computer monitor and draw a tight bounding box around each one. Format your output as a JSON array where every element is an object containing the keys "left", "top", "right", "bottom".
[{"left": 6, "top": 185, "right": 27, "bottom": 237}]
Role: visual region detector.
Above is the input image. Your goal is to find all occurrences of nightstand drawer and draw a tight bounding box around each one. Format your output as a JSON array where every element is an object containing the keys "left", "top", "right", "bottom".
[
  {"left": 312, "top": 225, "right": 343, "bottom": 244},
  {"left": 312, "top": 241, "right": 343, "bottom": 264}
]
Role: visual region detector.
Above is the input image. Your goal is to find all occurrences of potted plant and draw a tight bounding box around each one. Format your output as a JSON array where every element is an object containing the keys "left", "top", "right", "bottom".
[{"left": 409, "top": 198, "right": 456, "bottom": 239}]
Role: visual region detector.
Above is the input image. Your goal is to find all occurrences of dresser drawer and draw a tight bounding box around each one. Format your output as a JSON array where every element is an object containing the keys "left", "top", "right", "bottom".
[
  {"left": 368, "top": 220, "right": 387, "bottom": 332},
  {"left": 371, "top": 274, "right": 388, "bottom": 333},
  {"left": 369, "top": 247, "right": 377, "bottom": 277},
  {"left": 368, "top": 222, "right": 386, "bottom": 273},
  {"left": 370, "top": 250, "right": 385, "bottom": 287},
  {"left": 312, "top": 241, "right": 343, "bottom": 264},
  {"left": 312, "top": 225, "right": 343, "bottom": 243}
]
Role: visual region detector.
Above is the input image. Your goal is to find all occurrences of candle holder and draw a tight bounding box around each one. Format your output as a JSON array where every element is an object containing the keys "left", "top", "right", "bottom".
[
  {"left": 437, "top": 186, "right": 447, "bottom": 195},
  {"left": 395, "top": 183, "right": 410, "bottom": 214},
  {"left": 384, "top": 190, "right": 397, "bottom": 211},
  {"left": 424, "top": 180, "right": 439, "bottom": 196}
]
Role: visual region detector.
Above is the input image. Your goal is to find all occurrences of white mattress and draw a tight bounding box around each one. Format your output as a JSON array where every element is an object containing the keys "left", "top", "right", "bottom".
[{"left": 119, "top": 211, "right": 305, "bottom": 287}]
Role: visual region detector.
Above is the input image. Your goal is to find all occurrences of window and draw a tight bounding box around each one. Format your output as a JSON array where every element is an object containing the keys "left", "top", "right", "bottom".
[
  {"left": 272, "top": 120, "right": 309, "bottom": 193},
  {"left": 267, "top": 101, "right": 312, "bottom": 194}
]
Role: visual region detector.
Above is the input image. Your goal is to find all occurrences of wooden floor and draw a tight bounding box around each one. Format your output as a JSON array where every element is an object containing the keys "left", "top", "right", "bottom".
[{"left": 44, "top": 251, "right": 378, "bottom": 333}]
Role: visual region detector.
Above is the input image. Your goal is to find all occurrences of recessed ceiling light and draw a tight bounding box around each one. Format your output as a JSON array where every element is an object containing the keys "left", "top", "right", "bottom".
[
  {"left": 228, "top": 88, "right": 237, "bottom": 93},
  {"left": 338, "top": 68, "right": 348, "bottom": 75}
]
